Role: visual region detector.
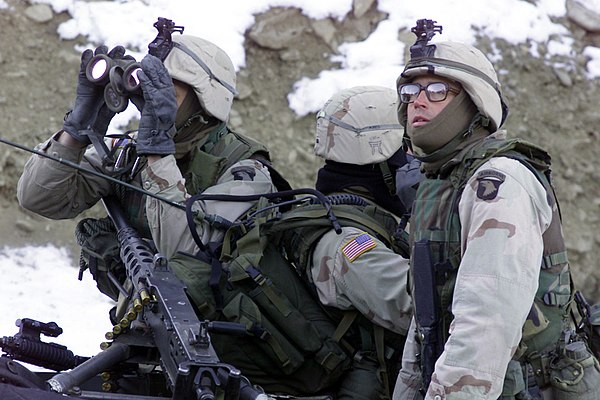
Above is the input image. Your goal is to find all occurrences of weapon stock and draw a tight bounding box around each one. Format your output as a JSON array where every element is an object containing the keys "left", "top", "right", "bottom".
[
  {"left": 46, "top": 196, "right": 266, "bottom": 400},
  {"left": 412, "top": 239, "right": 445, "bottom": 393}
]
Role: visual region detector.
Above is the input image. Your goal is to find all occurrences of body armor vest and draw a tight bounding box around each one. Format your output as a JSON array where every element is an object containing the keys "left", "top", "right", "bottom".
[{"left": 409, "top": 137, "right": 573, "bottom": 390}]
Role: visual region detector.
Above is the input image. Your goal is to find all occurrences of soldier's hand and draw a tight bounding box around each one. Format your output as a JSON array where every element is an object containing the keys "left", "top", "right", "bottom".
[
  {"left": 135, "top": 54, "right": 177, "bottom": 156},
  {"left": 63, "top": 45, "right": 128, "bottom": 144},
  {"left": 396, "top": 156, "right": 425, "bottom": 214}
]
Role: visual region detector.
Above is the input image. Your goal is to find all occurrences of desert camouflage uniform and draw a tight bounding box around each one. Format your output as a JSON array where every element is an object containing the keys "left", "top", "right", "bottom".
[
  {"left": 310, "top": 226, "right": 412, "bottom": 335},
  {"left": 395, "top": 154, "right": 554, "bottom": 400},
  {"left": 17, "top": 133, "right": 148, "bottom": 228},
  {"left": 143, "top": 155, "right": 275, "bottom": 259},
  {"left": 310, "top": 85, "right": 414, "bottom": 337},
  {"left": 17, "top": 130, "right": 273, "bottom": 251},
  {"left": 392, "top": 27, "right": 597, "bottom": 400}
]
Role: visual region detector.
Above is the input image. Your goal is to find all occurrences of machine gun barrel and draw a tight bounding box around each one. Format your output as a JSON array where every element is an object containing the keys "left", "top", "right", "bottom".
[
  {"left": 47, "top": 342, "right": 130, "bottom": 393},
  {"left": 100, "top": 196, "right": 265, "bottom": 400}
]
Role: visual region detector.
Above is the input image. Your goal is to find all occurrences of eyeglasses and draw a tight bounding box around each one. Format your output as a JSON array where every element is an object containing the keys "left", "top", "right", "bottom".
[{"left": 398, "top": 82, "right": 460, "bottom": 104}]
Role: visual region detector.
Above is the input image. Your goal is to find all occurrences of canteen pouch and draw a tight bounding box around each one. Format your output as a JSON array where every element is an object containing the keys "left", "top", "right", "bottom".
[{"left": 549, "top": 341, "right": 600, "bottom": 399}]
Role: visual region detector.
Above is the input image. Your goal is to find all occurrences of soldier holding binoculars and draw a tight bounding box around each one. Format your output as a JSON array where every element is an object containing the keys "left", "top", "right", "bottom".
[{"left": 17, "top": 23, "right": 288, "bottom": 299}]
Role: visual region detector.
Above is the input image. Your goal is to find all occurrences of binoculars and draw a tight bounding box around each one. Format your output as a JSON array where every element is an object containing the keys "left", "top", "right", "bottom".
[
  {"left": 85, "top": 17, "right": 184, "bottom": 113},
  {"left": 85, "top": 54, "right": 142, "bottom": 113}
]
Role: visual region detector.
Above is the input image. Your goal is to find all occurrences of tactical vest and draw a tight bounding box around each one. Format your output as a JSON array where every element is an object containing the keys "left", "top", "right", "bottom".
[
  {"left": 168, "top": 195, "right": 407, "bottom": 398},
  {"left": 123, "top": 123, "right": 271, "bottom": 234},
  {"left": 182, "top": 123, "right": 271, "bottom": 197},
  {"left": 77, "top": 124, "right": 271, "bottom": 301},
  {"left": 409, "top": 137, "right": 573, "bottom": 394}
]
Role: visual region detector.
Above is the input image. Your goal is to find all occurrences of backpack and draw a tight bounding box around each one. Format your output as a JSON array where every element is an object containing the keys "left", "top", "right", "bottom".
[{"left": 169, "top": 192, "right": 409, "bottom": 396}]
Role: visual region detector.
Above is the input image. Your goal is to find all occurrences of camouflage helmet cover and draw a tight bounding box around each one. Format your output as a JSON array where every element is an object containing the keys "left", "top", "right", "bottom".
[
  {"left": 397, "top": 41, "right": 508, "bottom": 130},
  {"left": 314, "top": 86, "right": 404, "bottom": 165},
  {"left": 163, "top": 35, "right": 238, "bottom": 122}
]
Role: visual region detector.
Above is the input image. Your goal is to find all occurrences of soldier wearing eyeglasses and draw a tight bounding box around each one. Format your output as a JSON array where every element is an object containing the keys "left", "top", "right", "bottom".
[{"left": 392, "top": 21, "right": 600, "bottom": 400}]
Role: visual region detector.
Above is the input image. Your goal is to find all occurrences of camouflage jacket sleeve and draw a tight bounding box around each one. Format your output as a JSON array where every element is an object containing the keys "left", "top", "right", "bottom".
[
  {"left": 310, "top": 226, "right": 412, "bottom": 335},
  {"left": 143, "top": 156, "right": 275, "bottom": 260},
  {"left": 425, "top": 157, "right": 553, "bottom": 400},
  {"left": 16, "top": 133, "right": 113, "bottom": 219},
  {"left": 393, "top": 317, "right": 425, "bottom": 400}
]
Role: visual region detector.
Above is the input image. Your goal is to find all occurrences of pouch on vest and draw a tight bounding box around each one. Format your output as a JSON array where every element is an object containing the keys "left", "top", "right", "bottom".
[
  {"left": 185, "top": 147, "right": 227, "bottom": 195},
  {"left": 224, "top": 233, "right": 352, "bottom": 393},
  {"left": 75, "top": 217, "right": 125, "bottom": 301},
  {"left": 549, "top": 340, "right": 600, "bottom": 399},
  {"left": 168, "top": 242, "right": 351, "bottom": 395}
]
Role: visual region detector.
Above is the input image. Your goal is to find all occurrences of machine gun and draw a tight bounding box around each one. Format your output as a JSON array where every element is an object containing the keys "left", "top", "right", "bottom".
[{"left": 0, "top": 196, "right": 269, "bottom": 399}]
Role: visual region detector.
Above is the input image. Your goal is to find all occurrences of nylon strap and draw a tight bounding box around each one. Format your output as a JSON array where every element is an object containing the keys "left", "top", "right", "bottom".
[
  {"left": 319, "top": 112, "right": 403, "bottom": 134},
  {"left": 173, "top": 42, "right": 238, "bottom": 96},
  {"left": 378, "top": 161, "right": 396, "bottom": 195},
  {"left": 541, "top": 251, "right": 569, "bottom": 269},
  {"left": 374, "top": 325, "right": 390, "bottom": 399},
  {"left": 333, "top": 310, "right": 359, "bottom": 342}
]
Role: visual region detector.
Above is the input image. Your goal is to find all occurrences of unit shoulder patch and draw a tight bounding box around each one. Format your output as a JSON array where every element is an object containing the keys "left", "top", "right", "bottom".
[
  {"left": 342, "top": 233, "right": 377, "bottom": 262},
  {"left": 476, "top": 169, "right": 506, "bottom": 201}
]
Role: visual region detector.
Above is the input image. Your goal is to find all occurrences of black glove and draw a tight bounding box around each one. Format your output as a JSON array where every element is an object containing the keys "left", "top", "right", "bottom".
[
  {"left": 396, "top": 156, "right": 425, "bottom": 214},
  {"left": 135, "top": 54, "right": 177, "bottom": 156},
  {"left": 63, "top": 45, "right": 129, "bottom": 144}
]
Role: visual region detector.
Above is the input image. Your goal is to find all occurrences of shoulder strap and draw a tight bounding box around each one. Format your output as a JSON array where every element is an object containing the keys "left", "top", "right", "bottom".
[{"left": 451, "top": 137, "right": 552, "bottom": 188}]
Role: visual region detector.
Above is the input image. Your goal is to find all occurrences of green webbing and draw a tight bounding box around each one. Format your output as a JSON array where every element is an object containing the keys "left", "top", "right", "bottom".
[
  {"left": 333, "top": 311, "right": 359, "bottom": 342},
  {"left": 542, "top": 251, "right": 569, "bottom": 269},
  {"left": 378, "top": 161, "right": 396, "bottom": 195},
  {"left": 374, "top": 325, "right": 390, "bottom": 399}
]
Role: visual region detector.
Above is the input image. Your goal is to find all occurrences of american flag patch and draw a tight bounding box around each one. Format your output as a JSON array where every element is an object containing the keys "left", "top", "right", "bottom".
[{"left": 342, "top": 233, "right": 376, "bottom": 262}]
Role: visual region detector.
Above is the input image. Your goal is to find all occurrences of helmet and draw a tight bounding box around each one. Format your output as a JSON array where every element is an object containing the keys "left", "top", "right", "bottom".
[
  {"left": 397, "top": 41, "right": 508, "bottom": 131},
  {"left": 314, "top": 86, "right": 404, "bottom": 165},
  {"left": 163, "top": 35, "right": 238, "bottom": 122}
]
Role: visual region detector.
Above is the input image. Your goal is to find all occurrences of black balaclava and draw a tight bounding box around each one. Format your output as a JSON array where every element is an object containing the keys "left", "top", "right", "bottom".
[
  {"left": 173, "top": 87, "right": 220, "bottom": 159},
  {"left": 315, "top": 147, "right": 409, "bottom": 217}
]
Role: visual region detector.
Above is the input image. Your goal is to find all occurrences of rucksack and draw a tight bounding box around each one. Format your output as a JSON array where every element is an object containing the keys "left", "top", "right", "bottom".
[{"left": 170, "top": 192, "right": 408, "bottom": 396}]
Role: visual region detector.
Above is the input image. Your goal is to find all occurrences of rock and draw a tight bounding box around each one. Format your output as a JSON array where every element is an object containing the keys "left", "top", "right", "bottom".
[
  {"left": 566, "top": 230, "right": 594, "bottom": 254},
  {"left": 280, "top": 48, "right": 303, "bottom": 62},
  {"left": 235, "top": 80, "right": 253, "bottom": 100},
  {"left": 566, "top": 0, "right": 600, "bottom": 32},
  {"left": 353, "top": 0, "right": 376, "bottom": 18},
  {"left": 247, "top": 7, "right": 307, "bottom": 50},
  {"left": 15, "top": 220, "right": 35, "bottom": 234},
  {"left": 24, "top": 4, "right": 53, "bottom": 23},
  {"left": 311, "top": 18, "right": 337, "bottom": 50},
  {"left": 553, "top": 66, "right": 573, "bottom": 87}
]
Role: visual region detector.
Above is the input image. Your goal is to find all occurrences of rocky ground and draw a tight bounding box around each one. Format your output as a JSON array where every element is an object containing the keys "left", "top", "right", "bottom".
[{"left": 1, "top": 0, "right": 599, "bottom": 301}]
